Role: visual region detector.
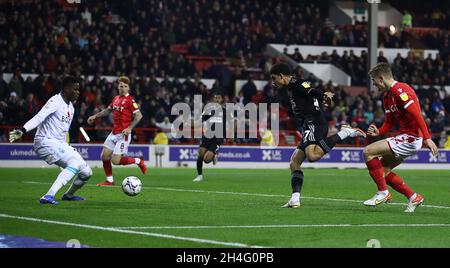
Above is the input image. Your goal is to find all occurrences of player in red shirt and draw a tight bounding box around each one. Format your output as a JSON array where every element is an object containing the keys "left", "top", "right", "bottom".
[
  {"left": 87, "top": 76, "right": 147, "bottom": 186},
  {"left": 364, "top": 63, "right": 438, "bottom": 212}
]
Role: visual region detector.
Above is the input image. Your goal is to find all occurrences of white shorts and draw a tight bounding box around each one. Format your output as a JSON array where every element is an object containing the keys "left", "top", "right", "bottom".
[
  {"left": 34, "top": 138, "right": 85, "bottom": 167},
  {"left": 386, "top": 134, "right": 423, "bottom": 159},
  {"left": 103, "top": 132, "right": 131, "bottom": 155}
]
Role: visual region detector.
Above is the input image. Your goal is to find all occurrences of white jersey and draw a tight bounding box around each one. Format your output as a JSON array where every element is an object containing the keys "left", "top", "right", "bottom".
[{"left": 23, "top": 93, "right": 74, "bottom": 142}]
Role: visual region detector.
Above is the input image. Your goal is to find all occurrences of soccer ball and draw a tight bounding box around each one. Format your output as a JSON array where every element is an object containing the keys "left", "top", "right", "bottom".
[{"left": 121, "top": 176, "right": 142, "bottom": 196}]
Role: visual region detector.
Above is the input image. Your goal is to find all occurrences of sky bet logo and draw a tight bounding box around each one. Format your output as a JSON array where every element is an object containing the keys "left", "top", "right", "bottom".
[{"left": 67, "top": 0, "right": 81, "bottom": 3}]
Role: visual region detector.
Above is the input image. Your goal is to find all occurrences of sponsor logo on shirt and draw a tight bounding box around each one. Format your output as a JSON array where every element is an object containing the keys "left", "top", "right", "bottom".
[
  {"left": 61, "top": 111, "right": 71, "bottom": 124},
  {"left": 112, "top": 104, "right": 124, "bottom": 112}
]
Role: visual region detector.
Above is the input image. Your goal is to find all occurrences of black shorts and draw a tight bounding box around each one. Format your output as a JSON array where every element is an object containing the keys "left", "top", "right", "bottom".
[
  {"left": 200, "top": 137, "right": 222, "bottom": 154},
  {"left": 297, "top": 118, "right": 329, "bottom": 152}
]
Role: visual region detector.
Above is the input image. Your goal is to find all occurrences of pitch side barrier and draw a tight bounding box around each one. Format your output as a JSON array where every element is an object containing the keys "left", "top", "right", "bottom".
[{"left": 0, "top": 144, "right": 449, "bottom": 170}]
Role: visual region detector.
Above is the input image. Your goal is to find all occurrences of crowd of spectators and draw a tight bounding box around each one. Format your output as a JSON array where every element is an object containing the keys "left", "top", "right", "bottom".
[
  {"left": 0, "top": 0, "right": 449, "bottom": 146},
  {"left": 0, "top": 0, "right": 448, "bottom": 82},
  {"left": 1, "top": 63, "right": 449, "bottom": 147},
  {"left": 287, "top": 48, "right": 450, "bottom": 86}
]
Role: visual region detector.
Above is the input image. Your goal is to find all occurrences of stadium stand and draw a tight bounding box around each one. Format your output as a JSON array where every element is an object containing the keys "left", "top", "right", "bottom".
[{"left": 0, "top": 0, "right": 449, "bottom": 147}]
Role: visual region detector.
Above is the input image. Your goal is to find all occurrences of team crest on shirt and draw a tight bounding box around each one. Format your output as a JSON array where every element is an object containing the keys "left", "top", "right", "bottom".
[{"left": 400, "top": 92, "right": 409, "bottom": 101}]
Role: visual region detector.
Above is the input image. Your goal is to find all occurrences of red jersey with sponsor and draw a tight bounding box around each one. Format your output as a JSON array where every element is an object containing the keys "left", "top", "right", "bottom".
[
  {"left": 108, "top": 94, "right": 139, "bottom": 134},
  {"left": 380, "top": 81, "right": 430, "bottom": 139}
]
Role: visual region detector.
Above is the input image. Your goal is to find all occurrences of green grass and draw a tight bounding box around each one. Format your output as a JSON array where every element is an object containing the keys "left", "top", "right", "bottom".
[{"left": 0, "top": 167, "right": 449, "bottom": 248}]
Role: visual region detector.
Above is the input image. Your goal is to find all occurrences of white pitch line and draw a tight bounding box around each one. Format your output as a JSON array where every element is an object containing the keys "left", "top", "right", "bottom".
[
  {"left": 22, "top": 181, "right": 450, "bottom": 210},
  {"left": 114, "top": 223, "right": 450, "bottom": 230},
  {"left": 0, "top": 213, "right": 263, "bottom": 248}
]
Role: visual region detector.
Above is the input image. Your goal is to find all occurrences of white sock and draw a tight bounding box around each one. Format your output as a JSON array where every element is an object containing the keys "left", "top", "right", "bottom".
[
  {"left": 106, "top": 176, "right": 114, "bottom": 182},
  {"left": 64, "top": 177, "right": 86, "bottom": 197},
  {"left": 409, "top": 193, "right": 417, "bottom": 202},
  {"left": 378, "top": 190, "right": 389, "bottom": 196},
  {"left": 292, "top": 192, "right": 300, "bottom": 202},
  {"left": 135, "top": 158, "right": 141, "bottom": 164},
  {"left": 46, "top": 168, "right": 76, "bottom": 196},
  {"left": 337, "top": 128, "right": 350, "bottom": 140}
]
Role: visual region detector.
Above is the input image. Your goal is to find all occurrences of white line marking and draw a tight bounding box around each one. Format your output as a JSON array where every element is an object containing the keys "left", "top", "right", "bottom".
[
  {"left": 23, "top": 181, "right": 450, "bottom": 210},
  {"left": 114, "top": 223, "right": 450, "bottom": 230},
  {"left": 0, "top": 213, "right": 263, "bottom": 248}
]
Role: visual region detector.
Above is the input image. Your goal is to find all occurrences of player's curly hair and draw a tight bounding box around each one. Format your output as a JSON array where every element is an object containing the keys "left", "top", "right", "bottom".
[
  {"left": 62, "top": 75, "right": 79, "bottom": 89},
  {"left": 270, "top": 63, "right": 292, "bottom": 76},
  {"left": 118, "top": 76, "right": 130, "bottom": 85},
  {"left": 368, "top": 62, "right": 393, "bottom": 78}
]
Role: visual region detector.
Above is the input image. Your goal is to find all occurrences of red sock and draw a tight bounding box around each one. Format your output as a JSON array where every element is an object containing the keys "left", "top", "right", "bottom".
[
  {"left": 365, "top": 158, "right": 387, "bottom": 191},
  {"left": 385, "top": 172, "right": 414, "bottom": 199},
  {"left": 119, "top": 156, "right": 136, "bottom": 165},
  {"left": 102, "top": 160, "right": 113, "bottom": 177}
]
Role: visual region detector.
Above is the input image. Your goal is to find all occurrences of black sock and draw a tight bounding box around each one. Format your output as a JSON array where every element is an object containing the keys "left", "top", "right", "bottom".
[
  {"left": 320, "top": 134, "right": 342, "bottom": 154},
  {"left": 291, "top": 170, "right": 304, "bottom": 193},
  {"left": 196, "top": 158, "right": 203, "bottom": 175}
]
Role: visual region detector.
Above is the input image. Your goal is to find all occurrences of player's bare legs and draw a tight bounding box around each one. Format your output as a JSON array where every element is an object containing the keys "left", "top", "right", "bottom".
[
  {"left": 363, "top": 139, "right": 395, "bottom": 206},
  {"left": 381, "top": 154, "right": 424, "bottom": 212},
  {"left": 204, "top": 150, "right": 219, "bottom": 165},
  {"left": 304, "top": 126, "right": 366, "bottom": 162},
  {"left": 203, "top": 151, "right": 215, "bottom": 163},
  {"left": 282, "top": 126, "right": 366, "bottom": 208},
  {"left": 98, "top": 139, "right": 147, "bottom": 187},
  {"left": 282, "top": 149, "right": 306, "bottom": 208},
  {"left": 304, "top": 144, "right": 327, "bottom": 162},
  {"left": 194, "top": 147, "right": 208, "bottom": 182}
]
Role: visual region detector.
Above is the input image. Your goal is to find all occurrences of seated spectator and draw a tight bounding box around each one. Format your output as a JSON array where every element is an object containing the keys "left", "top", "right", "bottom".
[
  {"left": 156, "top": 116, "right": 173, "bottom": 139},
  {"left": 240, "top": 77, "right": 257, "bottom": 105}
]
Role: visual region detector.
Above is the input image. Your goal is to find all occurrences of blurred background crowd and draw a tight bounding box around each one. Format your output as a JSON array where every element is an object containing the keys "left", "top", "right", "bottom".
[{"left": 0, "top": 0, "right": 449, "bottom": 147}]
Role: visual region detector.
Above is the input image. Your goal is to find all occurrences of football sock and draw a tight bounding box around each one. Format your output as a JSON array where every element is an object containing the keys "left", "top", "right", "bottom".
[
  {"left": 119, "top": 156, "right": 136, "bottom": 165},
  {"left": 291, "top": 170, "right": 304, "bottom": 194},
  {"left": 103, "top": 160, "right": 113, "bottom": 181},
  {"left": 291, "top": 192, "right": 300, "bottom": 202},
  {"left": 366, "top": 158, "right": 388, "bottom": 191},
  {"left": 46, "top": 166, "right": 77, "bottom": 196},
  {"left": 321, "top": 134, "right": 342, "bottom": 153},
  {"left": 385, "top": 172, "right": 414, "bottom": 199},
  {"left": 64, "top": 177, "right": 86, "bottom": 198},
  {"left": 337, "top": 127, "right": 353, "bottom": 140},
  {"left": 409, "top": 193, "right": 417, "bottom": 202},
  {"left": 197, "top": 158, "right": 203, "bottom": 175}
]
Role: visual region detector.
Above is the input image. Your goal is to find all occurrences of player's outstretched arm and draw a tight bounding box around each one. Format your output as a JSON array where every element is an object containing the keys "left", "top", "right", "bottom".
[
  {"left": 371, "top": 111, "right": 393, "bottom": 137},
  {"left": 424, "top": 139, "right": 438, "bottom": 156},
  {"left": 87, "top": 107, "right": 111, "bottom": 124},
  {"left": 9, "top": 128, "right": 25, "bottom": 143},
  {"left": 122, "top": 110, "right": 143, "bottom": 136},
  {"left": 403, "top": 102, "right": 437, "bottom": 156},
  {"left": 10, "top": 97, "right": 58, "bottom": 142}
]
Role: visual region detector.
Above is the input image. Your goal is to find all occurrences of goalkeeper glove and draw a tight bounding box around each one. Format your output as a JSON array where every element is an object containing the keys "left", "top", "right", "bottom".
[{"left": 9, "top": 127, "right": 25, "bottom": 143}]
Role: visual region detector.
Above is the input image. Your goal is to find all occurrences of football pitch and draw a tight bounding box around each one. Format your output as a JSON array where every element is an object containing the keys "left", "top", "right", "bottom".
[{"left": 0, "top": 167, "right": 449, "bottom": 248}]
